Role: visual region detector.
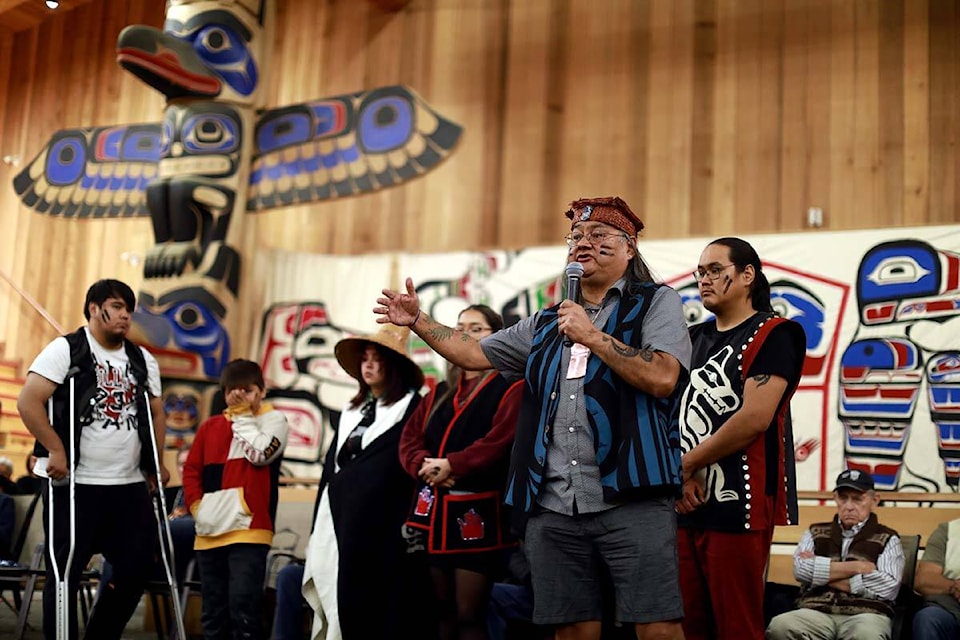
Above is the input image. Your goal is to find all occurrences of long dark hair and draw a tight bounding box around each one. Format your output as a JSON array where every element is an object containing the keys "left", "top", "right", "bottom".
[
  {"left": 431, "top": 305, "right": 504, "bottom": 417},
  {"left": 348, "top": 344, "right": 410, "bottom": 409},
  {"left": 624, "top": 238, "right": 660, "bottom": 293},
  {"left": 708, "top": 237, "right": 773, "bottom": 312}
]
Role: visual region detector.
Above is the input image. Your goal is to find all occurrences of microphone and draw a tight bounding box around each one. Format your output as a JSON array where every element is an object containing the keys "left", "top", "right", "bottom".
[{"left": 563, "top": 262, "right": 584, "bottom": 346}]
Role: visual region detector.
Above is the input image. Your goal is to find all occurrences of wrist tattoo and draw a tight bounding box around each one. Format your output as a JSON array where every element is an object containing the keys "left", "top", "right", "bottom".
[{"left": 752, "top": 373, "right": 771, "bottom": 386}]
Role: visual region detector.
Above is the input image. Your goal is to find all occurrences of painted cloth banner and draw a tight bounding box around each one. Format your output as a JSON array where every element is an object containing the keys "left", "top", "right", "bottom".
[{"left": 254, "top": 225, "right": 960, "bottom": 493}]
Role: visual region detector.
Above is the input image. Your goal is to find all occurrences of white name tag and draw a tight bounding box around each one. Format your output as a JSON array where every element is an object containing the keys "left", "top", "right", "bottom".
[{"left": 566, "top": 343, "right": 591, "bottom": 379}]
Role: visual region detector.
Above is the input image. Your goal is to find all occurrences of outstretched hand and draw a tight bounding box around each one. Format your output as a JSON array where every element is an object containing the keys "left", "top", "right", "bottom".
[{"left": 375, "top": 277, "right": 421, "bottom": 327}]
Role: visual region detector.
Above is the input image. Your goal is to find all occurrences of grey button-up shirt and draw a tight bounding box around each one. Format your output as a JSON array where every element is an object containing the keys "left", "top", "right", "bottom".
[{"left": 481, "top": 279, "right": 691, "bottom": 516}]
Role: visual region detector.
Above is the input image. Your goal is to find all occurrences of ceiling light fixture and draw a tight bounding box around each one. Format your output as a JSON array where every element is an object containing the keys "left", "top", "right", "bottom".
[{"left": 45, "top": 0, "right": 60, "bottom": 9}]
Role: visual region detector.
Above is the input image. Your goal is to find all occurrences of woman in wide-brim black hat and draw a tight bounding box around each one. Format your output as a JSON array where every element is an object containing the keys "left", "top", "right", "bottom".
[{"left": 300, "top": 324, "right": 427, "bottom": 639}]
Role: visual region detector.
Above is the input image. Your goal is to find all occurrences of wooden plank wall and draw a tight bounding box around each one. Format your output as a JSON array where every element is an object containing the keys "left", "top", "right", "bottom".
[{"left": 0, "top": 0, "right": 958, "bottom": 367}]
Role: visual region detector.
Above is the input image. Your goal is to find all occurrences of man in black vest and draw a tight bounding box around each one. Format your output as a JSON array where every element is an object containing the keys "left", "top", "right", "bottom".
[
  {"left": 676, "top": 237, "right": 806, "bottom": 640},
  {"left": 766, "top": 469, "right": 904, "bottom": 639},
  {"left": 18, "top": 279, "right": 168, "bottom": 640}
]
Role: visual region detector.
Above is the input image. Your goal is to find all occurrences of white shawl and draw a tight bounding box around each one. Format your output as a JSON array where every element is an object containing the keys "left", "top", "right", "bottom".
[{"left": 300, "top": 391, "right": 416, "bottom": 640}]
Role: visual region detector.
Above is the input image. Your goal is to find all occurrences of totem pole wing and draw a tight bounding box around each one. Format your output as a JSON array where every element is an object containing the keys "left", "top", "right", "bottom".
[
  {"left": 246, "top": 85, "right": 463, "bottom": 211},
  {"left": 12, "top": 123, "right": 161, "bottom": 219}
]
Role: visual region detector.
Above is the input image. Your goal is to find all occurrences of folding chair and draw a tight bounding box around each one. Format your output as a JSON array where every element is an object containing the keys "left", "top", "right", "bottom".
[{"left": 0, "top": 492, "right": 45, "bottom": 640}]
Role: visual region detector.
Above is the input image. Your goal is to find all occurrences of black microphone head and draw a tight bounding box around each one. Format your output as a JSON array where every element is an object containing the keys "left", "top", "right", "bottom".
[{"left": 565, "top": 261, "right": 584, "bottom": 280}]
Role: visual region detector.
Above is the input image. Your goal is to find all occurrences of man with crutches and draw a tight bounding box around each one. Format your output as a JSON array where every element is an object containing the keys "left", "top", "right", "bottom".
[{"left": 18, "top": 279, "right": 172, "bottom": 640}]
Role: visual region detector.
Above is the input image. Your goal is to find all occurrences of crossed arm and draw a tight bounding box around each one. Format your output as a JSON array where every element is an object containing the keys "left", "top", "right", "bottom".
[
  {"left": 793, "top": 530, "right": 904, "bottom": 600},
  {"left": 915, "top": 561, "right": 960, "bottom": 600}
]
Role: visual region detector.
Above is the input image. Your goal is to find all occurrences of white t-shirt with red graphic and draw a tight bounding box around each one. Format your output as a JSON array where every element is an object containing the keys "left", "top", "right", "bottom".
[{"left": 29, "top": 327, "right": 162, "bottom": 485}]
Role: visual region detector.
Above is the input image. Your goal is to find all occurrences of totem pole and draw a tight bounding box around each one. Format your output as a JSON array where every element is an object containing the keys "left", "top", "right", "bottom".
[{"left": 13, "top": 0, "right": 463, "bottom": 380}]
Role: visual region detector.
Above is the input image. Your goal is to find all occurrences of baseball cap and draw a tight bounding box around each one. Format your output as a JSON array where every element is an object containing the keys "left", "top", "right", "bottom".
[{"left": 834, "top": 469, "right": 875, "bottom": 493}]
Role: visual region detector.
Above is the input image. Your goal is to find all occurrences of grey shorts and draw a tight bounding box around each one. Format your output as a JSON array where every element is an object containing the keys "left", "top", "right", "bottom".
[{"left": 524, "top": 498, "right": 684, "bottom": 625}]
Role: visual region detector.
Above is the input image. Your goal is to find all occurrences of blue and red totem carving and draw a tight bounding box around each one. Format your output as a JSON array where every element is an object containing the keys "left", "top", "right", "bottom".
[
  {"left": 840, "top": 240, "right": 960, "bottom": 489},
  {"left": 257, "top": 301, "right": 356, "bottom": 463},
  {"left": 839, "top": 338, "right": 922, "bottom": 487},
  {"left": 12, "top": 0, "right": 462, "bottom": 379},
  {"left": 926, "top": 353, "right": 960, "bottom": 483},
  {"left": 162, "top": 379, "right": 219, "bottom": 449}
]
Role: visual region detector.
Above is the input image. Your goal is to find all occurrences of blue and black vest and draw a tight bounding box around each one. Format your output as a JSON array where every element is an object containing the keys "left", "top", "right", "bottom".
[{"left": 505, "top": 283, "right": 686, "bottom": 532}]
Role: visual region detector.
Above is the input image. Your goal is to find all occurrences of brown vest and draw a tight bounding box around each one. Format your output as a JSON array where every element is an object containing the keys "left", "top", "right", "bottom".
[{"left": 798, "top": 513, "right": 898, "bottom": 618}]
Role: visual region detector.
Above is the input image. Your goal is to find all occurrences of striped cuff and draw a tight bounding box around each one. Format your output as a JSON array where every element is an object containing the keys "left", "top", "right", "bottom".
[
  {"left": 848, "top": 573, "right": 865, "bottom": 595},
  {"left": 813, "top": 556, "right": 832, "bottom": 586}
]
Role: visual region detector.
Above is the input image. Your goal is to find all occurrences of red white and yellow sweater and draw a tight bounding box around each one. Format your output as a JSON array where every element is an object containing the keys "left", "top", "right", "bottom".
[{"left": 182, "top": 403, "right": 288, "bottom": 551}]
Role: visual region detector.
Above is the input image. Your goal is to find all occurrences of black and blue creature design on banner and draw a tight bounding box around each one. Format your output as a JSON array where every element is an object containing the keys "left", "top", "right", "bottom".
[
  {"left": 12, "top": 0, "right": 463, "bottom": 379},
  {"left": 839, "top": 240, "right": 960, "bottom": 489}
]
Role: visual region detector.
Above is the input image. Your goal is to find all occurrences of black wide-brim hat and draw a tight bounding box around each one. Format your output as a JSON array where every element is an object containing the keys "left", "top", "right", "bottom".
[{"left": 334, "top": 324, "right": 425, "bottom": 390}]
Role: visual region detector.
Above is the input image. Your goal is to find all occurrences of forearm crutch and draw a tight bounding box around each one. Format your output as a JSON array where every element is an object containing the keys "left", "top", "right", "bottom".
[
  {"left": 47, "top": 375, "right": 77, "bottom": 640},
  {"left": 145, "top": 391, "right": 187, "bottom": 640}
]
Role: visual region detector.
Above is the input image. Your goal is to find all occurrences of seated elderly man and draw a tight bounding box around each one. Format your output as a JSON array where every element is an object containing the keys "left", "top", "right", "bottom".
[
  {"left": 913, "top": 516, "right": 960, "bottom": 639},
  {"left": 766, "top": 469, "right": 904, "bottom": 640}
]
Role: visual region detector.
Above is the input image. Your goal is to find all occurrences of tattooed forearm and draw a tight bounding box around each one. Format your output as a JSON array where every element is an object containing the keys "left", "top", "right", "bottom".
[
  {"left": 427, "top": 323, "right": 457, "bottom": 342},
  {"left": 613, "top": 342, "right": 641, "bottom": 357},
  {"left": 752, "top": 373, "right": 772, "bottom": 387},
  {"left": 603, "top": 336, "right": 654, "bottom": 361}
]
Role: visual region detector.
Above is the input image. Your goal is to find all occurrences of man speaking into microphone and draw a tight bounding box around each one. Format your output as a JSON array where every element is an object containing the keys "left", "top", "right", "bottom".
[{"left": 376, "top": 197, "right": 691, "bottom": 640}]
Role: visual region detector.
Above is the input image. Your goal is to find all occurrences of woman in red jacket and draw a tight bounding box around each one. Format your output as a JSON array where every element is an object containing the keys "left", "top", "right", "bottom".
[{"left": 400, "top": 304, "right": 523, "bottom": 640}]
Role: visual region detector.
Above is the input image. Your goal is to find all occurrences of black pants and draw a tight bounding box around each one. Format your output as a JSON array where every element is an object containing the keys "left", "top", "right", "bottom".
[
  {"left": 42, "top": 481, "right": 157, "bottom": 640},
  {"left": 196, "top": 543, "right": 269, "bottom": 640}
]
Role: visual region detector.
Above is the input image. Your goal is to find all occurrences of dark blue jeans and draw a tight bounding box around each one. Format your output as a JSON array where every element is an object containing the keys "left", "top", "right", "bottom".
[
  {"left": 912, "top": 604, "right": 960, "bottom": 640},
  {"left": 273, "top": 563, "right": 307, "bottom": 640},
  {"left": 196, "top": 543, "right": 269, "bottom": 640},
  {"left": 486, "top": 582, "right": 534, "bottom": 640}
]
